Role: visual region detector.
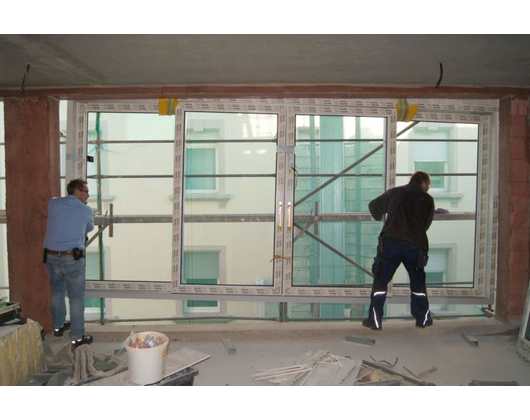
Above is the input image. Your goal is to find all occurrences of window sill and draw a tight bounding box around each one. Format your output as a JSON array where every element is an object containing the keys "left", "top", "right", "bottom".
[
  {"left": 184, "top": 193, "right": 232, "bottom": 202},
  {"left": 88, "top": 195, "right": 116, "bottom": 203},
  {"left": 430, "top": 192, "right": 464, "bottom": 200}
]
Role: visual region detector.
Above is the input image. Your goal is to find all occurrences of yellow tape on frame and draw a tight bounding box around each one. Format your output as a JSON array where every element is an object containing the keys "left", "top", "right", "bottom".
[
  {"left": 158, "top": 99, "right": 179, "bottom": 116},
  {"left": 395, "top": 99, "right": 419, "bottom": 122}
]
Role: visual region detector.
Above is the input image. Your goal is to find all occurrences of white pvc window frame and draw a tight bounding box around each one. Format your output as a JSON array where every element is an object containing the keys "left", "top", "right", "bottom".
[
  {"left": 72, "top": 101, "right": 173, "bottom": 293},
  {"left": 172, "top": 102, "right": 287, "bottom": 296},
  {"left": 71, "top": 98, "right": 499, "bottom": 305}
]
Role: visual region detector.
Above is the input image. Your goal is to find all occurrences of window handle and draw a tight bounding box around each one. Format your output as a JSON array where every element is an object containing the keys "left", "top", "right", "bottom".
[
  {"left": 287, "top": 202, "right": 292, "bottom": 232},
  {"left": 278, "top": 202, "right": 283, "bottom": 231}
]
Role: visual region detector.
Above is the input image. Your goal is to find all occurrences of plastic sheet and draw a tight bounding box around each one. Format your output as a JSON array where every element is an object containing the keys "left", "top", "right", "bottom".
[{"left": 0, "top": 319, "right": 43, "bottom": 386}]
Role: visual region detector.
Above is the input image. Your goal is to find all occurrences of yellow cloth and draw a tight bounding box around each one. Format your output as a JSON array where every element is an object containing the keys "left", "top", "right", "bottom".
[{"left": 0, "top": 320, "right": 43, "bottom": 386}]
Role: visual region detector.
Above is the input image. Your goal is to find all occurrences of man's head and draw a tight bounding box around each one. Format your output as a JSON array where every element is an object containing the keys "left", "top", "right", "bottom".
[
  {"left": 67, "top": 179, "right": 90, "bottom": 204},
  {"left": 409, "top": 171, "right": 431, "bottom": 192}
]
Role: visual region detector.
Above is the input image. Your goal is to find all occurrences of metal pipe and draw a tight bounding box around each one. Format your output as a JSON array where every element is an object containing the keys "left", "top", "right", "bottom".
[
  {"left": 294, "top": 223, "right": 373, "bottom": 277},
  {"left": 294, "top": 144, "right": 383, "bottom": 207}
]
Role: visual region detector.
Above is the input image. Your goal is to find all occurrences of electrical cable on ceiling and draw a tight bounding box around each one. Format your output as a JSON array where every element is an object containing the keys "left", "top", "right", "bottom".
[
  {"left": 20, "top": 64, "right": 31, "bottom": 94},
  {"left": 435, "top": 62, "right": 444, "bottom": 89}
]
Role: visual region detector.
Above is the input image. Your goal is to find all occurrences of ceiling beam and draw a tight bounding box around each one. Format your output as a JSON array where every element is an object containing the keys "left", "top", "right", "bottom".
[{"left": 1, "top": 84, "right": 529, "bottom": 101}]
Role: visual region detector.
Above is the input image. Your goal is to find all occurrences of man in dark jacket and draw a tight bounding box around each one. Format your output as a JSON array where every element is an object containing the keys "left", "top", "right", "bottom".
[{"left": 363, "top": 171, "right": 435, "bottom": 330}]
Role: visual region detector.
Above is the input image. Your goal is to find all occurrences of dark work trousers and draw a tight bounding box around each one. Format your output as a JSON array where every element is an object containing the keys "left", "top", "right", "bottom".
[{"left": 368, "top": 238, "right": 430, "bottom": 328}]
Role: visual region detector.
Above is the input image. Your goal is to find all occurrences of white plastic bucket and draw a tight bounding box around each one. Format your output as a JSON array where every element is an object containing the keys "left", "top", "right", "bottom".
[{"left": 124, "top": 331, "right": 169, "bottom": 385}]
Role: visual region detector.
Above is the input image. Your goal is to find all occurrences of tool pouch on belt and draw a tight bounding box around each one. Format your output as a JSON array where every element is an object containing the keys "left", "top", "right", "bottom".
[{"left": 73, "top": 248, "right": 85, "bottom": 261}]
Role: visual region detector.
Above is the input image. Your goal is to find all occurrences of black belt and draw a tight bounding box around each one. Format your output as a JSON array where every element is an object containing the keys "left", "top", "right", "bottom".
[{"left": 47, "top": 250, "right": 74, "bottom": 256}]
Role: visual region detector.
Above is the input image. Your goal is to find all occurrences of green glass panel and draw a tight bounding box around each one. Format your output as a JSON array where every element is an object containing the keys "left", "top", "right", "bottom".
[
  {"left": 185, "top": 148, "right": 216, "bottom": 190},
  {"left": 415, "top": 161, "right": 445, "bottom": 189}
]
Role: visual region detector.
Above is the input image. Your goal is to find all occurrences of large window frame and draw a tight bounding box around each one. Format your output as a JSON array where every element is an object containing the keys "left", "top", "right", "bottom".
[
  {"left": 391, "top": 110, "right": 496, "bottom": 301},
  {"left": 70, "top": 99, "right": 498, "bottom": 307},
  {"left": 71, "top": 101, "right": 174, "bottom": 294}
]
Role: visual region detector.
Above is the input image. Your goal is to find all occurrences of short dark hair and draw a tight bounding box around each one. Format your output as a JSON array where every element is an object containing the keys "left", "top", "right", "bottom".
[
  {"left": 409, "top": 171, "right": 430, "bottom": 186},
  {"left": 67, "top": 179, "right": 88, "bottom": 195}
]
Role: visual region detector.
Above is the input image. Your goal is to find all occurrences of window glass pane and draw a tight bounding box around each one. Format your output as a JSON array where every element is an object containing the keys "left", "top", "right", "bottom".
[
  {"left": 397, "top": 141, "right": 478, "bottom": 175},
  {"left": 87, "top": 178, "right": 173, "bottom": 215},
  {"left": 183, "top": 252, "right": 220, "bottom": 282},
  {"left": 393, "top": 220, "right": 475, "bottom": 287},
  {"left": 293, "top": 115, "right": 385, "bottom": 289},
  {"left": 297, "top": 115, "right": 385, "bottom": 141},
  {"left": 183, "top": 223, "right": 274, "bottom": 286},
  {"left": 184, "top": 177, "right": 276, "bottom": 215},
  {"left": 181, "top": 111, "right": 278, "bottom": 290},
  {"left": 283, "top": 303, "right": 486, "bottom": 320},
  {"left": 86, "top": 224, "right": 172, "bottom": 282},
  {"left": 296, "top": 141, "right": 383, "bottom": 175},
  {"left": 0, "top": 180, "right": 5, "bottom": 209},
  {"left": 101, "top": 299, "right": 279, "bottom": 321},
  {"left": 397, "top": 121, "right": 479, "bottom": 141},
  {"left": 89, "top": 143, "right": 174, "bottom": 176},
  {"left": 185, "top": 112, "right": 277, "bottom": 141},
  {"left": 396, "top": 176, "right": 477, "bottom": 213},
  {"left": 293, "top": 221, "right": 378, "bottom": 286},
  {"left": 185, "top": 148, "right": 216, "bottom": 190},
  {"left": 88, "top": 112, "right": 176, "bottom": 141},
  {"left": 0, "top": 146, "right": 4, "bottom": 179},
  {"left": 59, "top": 101, "right": 67, "bottom": 178},
  {"left": 184, "top": 142, "right": 276, "bottom": 176},
  {"left": 184, "top": 252, "right": 220, "bottom": 309}
]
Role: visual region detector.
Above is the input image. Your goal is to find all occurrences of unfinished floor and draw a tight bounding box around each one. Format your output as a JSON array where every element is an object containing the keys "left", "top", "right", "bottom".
[{"left": 45, "top": 317, "right": 530, "bottom": 386}]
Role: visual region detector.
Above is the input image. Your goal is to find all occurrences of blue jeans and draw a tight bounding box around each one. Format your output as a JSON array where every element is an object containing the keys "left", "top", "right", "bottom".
[
  {"left": 368, "top": 238, "right": 430, "bottom": 327},
  {"left": 46, "top": 254, "right": 86, "bottom": 340}
]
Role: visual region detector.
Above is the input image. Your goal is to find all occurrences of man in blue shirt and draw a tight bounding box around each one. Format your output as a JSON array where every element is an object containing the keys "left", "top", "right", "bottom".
[{"left": 43, "top": 179, "right": 94, "bottom": 348}]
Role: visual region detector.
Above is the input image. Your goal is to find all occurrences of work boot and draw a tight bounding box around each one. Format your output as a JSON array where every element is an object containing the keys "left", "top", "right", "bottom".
[
  {"left": 362, "top": 318, "right": 382, "bottom": 331},
  {"left": 53, "top": 321, "right": 71, "bottom": 337},
  {"left": 71, "top": 335, "right": 93, "bottom": 348},
  {"left": 416, "top": 314, "right": 434, "bottom": 328}
]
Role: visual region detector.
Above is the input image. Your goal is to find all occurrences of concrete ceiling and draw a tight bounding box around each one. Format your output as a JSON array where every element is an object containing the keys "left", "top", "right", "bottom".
[{"left": 1, "top": 34, "right": 530, "bottom": 90}]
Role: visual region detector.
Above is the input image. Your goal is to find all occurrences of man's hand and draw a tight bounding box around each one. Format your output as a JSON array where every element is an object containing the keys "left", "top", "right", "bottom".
[{"left": 434, "top": 208, "right": 449, "bottom": 214}]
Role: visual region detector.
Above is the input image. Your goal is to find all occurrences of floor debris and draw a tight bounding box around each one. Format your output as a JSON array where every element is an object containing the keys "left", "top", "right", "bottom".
[
  {"left": 223, "top": 339, "right": 236, "bottom": 355},
  {"left": 461, "top": 332, "right": 479, "bottom": 347},
  {"left": 469, "top": 380, "right": 520, "bottom": 386},
  {"left": 253, "top": 350, "right": 436, "bottom": 386},
  {"left": 418, "top": 366, "right": 438, "bottom": 379},
  {"left": 345, "top": 334, "right": 375, "bottom": 346}
]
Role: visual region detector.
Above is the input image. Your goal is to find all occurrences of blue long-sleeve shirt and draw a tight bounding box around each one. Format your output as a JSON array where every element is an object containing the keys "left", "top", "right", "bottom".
[{"left": 43, "top": 195, "right": 94, "bottom": 251}]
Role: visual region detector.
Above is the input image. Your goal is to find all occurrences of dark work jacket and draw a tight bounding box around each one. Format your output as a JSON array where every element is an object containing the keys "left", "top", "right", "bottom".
[{"left": 368, "top": 183, "right": 434, "bottom": 251}]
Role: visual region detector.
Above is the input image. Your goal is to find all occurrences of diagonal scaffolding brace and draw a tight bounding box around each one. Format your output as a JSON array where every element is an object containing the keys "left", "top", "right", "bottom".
[
  {"left": 294, "top": 223, "right": 373, "bottom": 277},
  {"left": 294, "top": 121, "right": 420, "bottom": 208}
]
